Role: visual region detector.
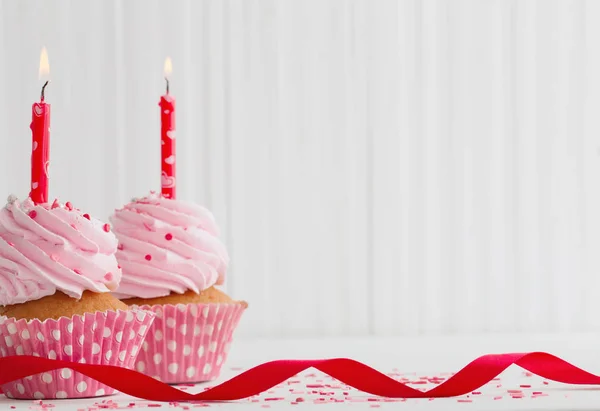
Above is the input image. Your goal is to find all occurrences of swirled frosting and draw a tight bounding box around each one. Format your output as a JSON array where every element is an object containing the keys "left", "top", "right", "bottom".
[
  {"left": 110, "top": 193, "right": 229, "bottom": 299},
  {"left": 0, "top": 196, "right": 122, "bottom": 306}
]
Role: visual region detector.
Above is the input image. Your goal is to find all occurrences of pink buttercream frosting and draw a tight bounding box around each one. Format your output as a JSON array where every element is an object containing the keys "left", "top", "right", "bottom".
[
  {"left": 110, "top": 193, "right": 229, "bottom": 299},
  {"left": 0, "top": 196, "right": 122, "bottom": 306}
]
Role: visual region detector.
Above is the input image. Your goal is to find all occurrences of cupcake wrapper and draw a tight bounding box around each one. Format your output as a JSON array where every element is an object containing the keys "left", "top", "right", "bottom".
[
  {"left": 0, "top": 308, "right": 155, "bottom": 400},
  {"left": 133, "top": 302, "right": 245, "bottom": 384}
]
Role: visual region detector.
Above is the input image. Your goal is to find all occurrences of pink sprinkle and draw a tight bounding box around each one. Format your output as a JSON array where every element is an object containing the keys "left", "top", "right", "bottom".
[
  {"left": 472, "top": 391, "right": 481, "bottom": 395},
  {"left": 29, "top": 210, "right": 37, "bottom": 218},
  {"left": 165, "top": 233, "right": 173, "bottom": 241},
  {"left": 7, "top": 242, "right": 13, "bottom": 247},
  {"left": 532, "top": 391, "right": 544, "bottom": 395},
  {"left": 105, "top": 272, "right": 113, "bottom": 281},
  {"left": 519, "top": 384, "right": 531, "bottom": 388},
  {"left": 103, "top": 223, "right": 110, "bottom": 232},
  {"left": 70, "top": 223, "right": 78, "bottom": 230},
  {"left": 543, "top": 381, "right": 549, "bottom": 385},
  {"left": 117, "top": 265, "right": 121, "bottom": 269},
  {"left": 306, "top": 384, "right": 325, "bottom": 388},
  {"left": 83, "top": 213, "right": 91, "bottom": 220},
  {"left": 65, "top": 201, "right": 73, "bottom": 210},
  {"left": 51, "top": 199, "right": 60, "bottom": 209},
  {"left": 264, "top": 398, "right": 284, "bottom": 401},
  {"left": 295, "top": 398, "right": 304, "bottom": 403},
  {"left": 457, "top": 399, "right": 472, "bottom": 403},
  {"left": 507, "top": 390, "right": 522, "bottom": 394},
  {"left": 117, "top": 244, "right": 124, "bottom": 250},
  {"left": 148, "top": 405, "right": 162, "bottom": 408},
  {"left": 145, "top": 254, "right": 152, "bottom": 261},
  {"left": 50, "top": 254, "right": 59, "bottom": 262},
  {"left": 494, "top": 396, "right": 503, "bottom": 400}
]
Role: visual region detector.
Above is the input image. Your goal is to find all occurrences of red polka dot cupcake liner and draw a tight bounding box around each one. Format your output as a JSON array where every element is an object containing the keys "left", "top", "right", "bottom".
[
  {"left": 132, "top": 302, "right": 246, "bottom": 384},
  {"left": 0, "top": 308, "right": 155, "bottom": 400}
]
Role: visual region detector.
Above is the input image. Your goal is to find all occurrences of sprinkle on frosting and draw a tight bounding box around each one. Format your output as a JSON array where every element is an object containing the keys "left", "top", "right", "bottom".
[
  {"left": 0, "top": 196, "right": 122, "bottom": 306},
  {"left": 110, "top": 192, "right": 229, "bottom": 299}
]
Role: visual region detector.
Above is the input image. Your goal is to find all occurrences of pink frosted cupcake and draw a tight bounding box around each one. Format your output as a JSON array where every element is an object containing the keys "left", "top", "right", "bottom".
[
  {"left": 110, "top": 192, "right": 246, "bottom": 383},
  {"left": 0, "top": 196, "right": 155, "bottom": 400}
]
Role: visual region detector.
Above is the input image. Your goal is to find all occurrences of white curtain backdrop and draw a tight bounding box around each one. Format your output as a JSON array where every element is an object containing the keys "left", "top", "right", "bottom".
[{"left": 0, "top": 0, "right": 599, "bottom": 338}]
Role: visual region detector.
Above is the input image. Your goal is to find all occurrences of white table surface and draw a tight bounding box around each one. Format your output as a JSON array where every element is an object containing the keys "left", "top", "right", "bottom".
[{"left": 2, "top": 333, "right": 600, "bottom": 410}]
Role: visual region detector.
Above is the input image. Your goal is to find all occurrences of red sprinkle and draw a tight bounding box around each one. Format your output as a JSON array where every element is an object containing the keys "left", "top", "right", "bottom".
[
  {"left": 29, "top": 210, "right": 37, "bottom": 218},
  {"left": 295, "top": 398, "right": 304, "bottom": 403},
  {"left": 74, "top": 269, "right": 82, "bottom": 275},
  {"left": 145, "top": 254, "right": 152, "bottom": 261},
  {"left": 103, "top": 223, "right": 110, "bottom": 232},
  {"left": 117, "top": 244, "right": 124, "bottom": 250},
  {"left": 165, "top": 233, "right": 173, "bottom": 241},
  {"left": 83, "top": 213, "right": 91, "bottom": 220},
  {"left": 104, "top": 272, "right": 113, "bottom": 281},
  {"left": 117, "top": 265, "right": 121, "bottom": 269},
  {"left": 51, "top": 199, "right": 60, "bottom": 209},
  {"left": 65, "top": 201, "right": 73, "bottom": 210}
]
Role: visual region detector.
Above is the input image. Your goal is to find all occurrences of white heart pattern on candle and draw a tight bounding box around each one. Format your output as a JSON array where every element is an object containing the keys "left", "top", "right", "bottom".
[
  {"left": 45, "top": 161, "right": 51, "bottom": 178},
  {"left": 32, "top": 141, "right": 38, "bottom": 151},
  {"left": 33, "top": 104, "right": 43, "bottom": 116},
  {"left": 161, "top": 171, "right": 175, "bottom": 188},
  {"left": 164, "top": 155, "right": 175, "bottom": 165},
  {"left": 31, "top": 182, "right": 38, "bottom": 190},
  {"left": 166, "top": 130, "right": 175, "bottom": 139}
]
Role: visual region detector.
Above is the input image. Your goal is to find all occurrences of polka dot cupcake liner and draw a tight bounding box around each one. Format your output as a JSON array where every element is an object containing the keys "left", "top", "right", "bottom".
[
  {"left": 132, "top": 302, "right": 246, "bottom": 384},
  {"left": 0, "top": 308, "right": 155, "bottom": 400}
]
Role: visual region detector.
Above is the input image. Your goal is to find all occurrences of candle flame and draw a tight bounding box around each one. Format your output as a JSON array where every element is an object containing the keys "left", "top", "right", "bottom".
[
  {"left": 39, "top": 47, "right": 50, "bottom": 80},
  {"left": 164, "top": 57, "right": 172, "bottom": 78}
]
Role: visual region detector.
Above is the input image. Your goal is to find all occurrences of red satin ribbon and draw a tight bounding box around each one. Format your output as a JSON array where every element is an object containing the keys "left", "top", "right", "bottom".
[{"left": 0, "top": 352, "right": 598, "bottom": 401}]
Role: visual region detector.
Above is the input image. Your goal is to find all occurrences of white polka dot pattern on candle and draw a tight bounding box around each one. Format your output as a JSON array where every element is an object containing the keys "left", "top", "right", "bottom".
[{"left": 0, "top": 308, "right": 155, "bottom": 399}]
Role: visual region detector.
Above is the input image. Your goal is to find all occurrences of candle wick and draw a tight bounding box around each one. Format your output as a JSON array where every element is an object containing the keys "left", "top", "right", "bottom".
[
  {"left": 165, "top": 77, "right": 170, "bottom": 95},
  {"left": 40, "top": 80, "right": 49, "bottom": 102}
]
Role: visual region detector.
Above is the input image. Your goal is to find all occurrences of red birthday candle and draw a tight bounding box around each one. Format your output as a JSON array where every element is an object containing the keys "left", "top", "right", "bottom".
[
  {"left": 30, "top": 47, "right": 51, "bottom": 205},
  {"left": 160, "top": 57, "right": 176, "bottom": 199}
]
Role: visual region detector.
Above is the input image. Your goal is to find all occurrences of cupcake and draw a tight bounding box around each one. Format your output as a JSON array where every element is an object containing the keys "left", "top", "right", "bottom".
[
  {"left": 0, "top": 196, "right": 155, "bottom": 399},
  {"left": 110, "top": 192, "right": 246, "bottom": 383}
]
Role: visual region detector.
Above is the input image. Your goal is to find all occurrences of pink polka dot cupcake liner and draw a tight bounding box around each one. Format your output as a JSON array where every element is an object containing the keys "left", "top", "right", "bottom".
[
  {"left": 132, "top": 302, "right": 246, "bottom": 384},
  {"left": 0, "top": 308, "right": 155, "bottom": 400}
]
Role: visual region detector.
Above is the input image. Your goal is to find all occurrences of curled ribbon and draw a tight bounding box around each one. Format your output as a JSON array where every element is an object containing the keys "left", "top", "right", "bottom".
[{"left": 0, "top": 352, "right": 598, "bottom": 402}]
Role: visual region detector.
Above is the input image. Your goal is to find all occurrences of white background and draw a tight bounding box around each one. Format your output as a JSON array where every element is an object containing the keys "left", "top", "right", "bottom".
[{"left": 0, "top": 0, "right": 599, "bottom": 338}]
